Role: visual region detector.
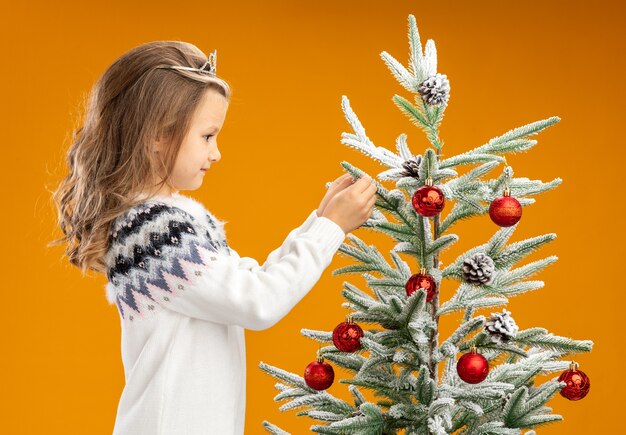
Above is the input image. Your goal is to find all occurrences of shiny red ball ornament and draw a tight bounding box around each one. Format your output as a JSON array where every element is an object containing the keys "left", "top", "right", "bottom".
[
  {"left": 457, "top": 347, "right": 489, "bottom": 384},
  {"left": 304, "top": 355, "right": 335, "bottom": 390},
  {"left": 405, "top": 268, "right": 437, "bottom": 302},
  {"left": 332, "top": 316, "right": 364, "bottom": 352},
  {"left": 489, "top": 187, "right": 522, "bottom": 227},
  {"left": 558, "top": 362, "right": 590, "bottom": 401},
  {"left": 412, "top": 178, "right": 445, "bottom": 217}
]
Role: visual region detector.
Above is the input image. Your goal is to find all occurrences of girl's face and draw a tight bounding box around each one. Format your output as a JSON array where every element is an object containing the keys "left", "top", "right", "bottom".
[{"left": 154, "top": 89, "right": 229, "bottom": 195}]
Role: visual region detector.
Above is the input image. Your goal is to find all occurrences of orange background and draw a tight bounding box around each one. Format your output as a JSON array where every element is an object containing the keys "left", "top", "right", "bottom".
[{"left": 3, "top": 0, "right": 623, "bottom": 433}]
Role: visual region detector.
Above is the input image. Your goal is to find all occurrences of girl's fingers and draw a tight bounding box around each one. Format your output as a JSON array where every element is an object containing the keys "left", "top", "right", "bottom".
[
  {"left": 333, "top": 174, "right": 355, "bottom": 189},
  {"left": 357, "top": 175, "right": 374, "bottom": 193},
  {"left": 341, "top": 173, "right": 353, "bottom": 183},
  {"left": 332, "top": 173, "right": 351, "bottom": 186}
]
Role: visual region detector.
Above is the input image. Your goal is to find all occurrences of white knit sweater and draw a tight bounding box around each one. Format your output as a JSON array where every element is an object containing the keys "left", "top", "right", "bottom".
[{"left": 104, "top": 192, "right": 346, "bottom": 434}]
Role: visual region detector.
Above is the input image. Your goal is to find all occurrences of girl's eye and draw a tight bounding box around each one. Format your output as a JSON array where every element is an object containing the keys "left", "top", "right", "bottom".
[{"left": 203, "top": 134, "right": 214, "bottom": 142}]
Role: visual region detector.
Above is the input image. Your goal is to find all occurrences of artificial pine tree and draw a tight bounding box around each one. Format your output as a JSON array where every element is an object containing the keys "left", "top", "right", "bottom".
[{"left": 259, "top": 14, "right": 593, "bottom": 435}]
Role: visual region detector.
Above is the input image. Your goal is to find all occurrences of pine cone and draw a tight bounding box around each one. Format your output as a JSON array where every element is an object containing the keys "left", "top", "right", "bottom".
[
  {"left": 418, "top": 73, "right": 450, "bottom": 106},
  {"left": 461, "top": 252, "right": 495, "bottom": 285},
  {"left": 485, "top": 309, "right": 519, "bottom": 345},
  {"left": 398, "top": 154, "right": 422, "bottom": 179}
]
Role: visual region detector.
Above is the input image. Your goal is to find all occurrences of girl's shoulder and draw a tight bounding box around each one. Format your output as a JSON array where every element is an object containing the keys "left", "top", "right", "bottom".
[
  {"left": 104, "top": 193, "right": 231, "bottom": 316},
  {"left": 153, "top": 193, "right": 229, "bottom": 242},
  {"left": 108, "top": 201, "right": 178, "bottom": 242},
  {"left": 108, "top": 193, "right": 228, "bottom": 247}
]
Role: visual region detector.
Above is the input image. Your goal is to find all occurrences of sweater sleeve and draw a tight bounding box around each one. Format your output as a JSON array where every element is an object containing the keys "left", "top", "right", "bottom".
[{"left": 151, "top": 206, "right": 345, "bottom": 330}]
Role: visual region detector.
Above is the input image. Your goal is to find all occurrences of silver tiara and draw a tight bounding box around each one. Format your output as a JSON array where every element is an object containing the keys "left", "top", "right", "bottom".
[{"left": 156, "top": 49, "right": 217, "bottom": 75}]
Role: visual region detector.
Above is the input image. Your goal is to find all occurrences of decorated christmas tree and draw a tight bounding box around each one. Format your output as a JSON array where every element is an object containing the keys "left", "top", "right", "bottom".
[{"left": 258, "top": 14, "right": 593, "bottom": 435}]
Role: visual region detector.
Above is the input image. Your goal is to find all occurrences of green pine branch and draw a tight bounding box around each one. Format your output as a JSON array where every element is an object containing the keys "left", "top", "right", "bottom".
[
  {"left": 503, "top": 383, "right": 564, "bottom": 429},
  {"left": 392, "top": 94, "right": 444, "bottom": 149},
  {"left": 262, "top": 420, "right": 291, "bottom": 434},
  {"left": 310, "top": 403, "right": 385, "bottom": 434},
  {"left": 514, "top": 327, "right": 593, "bottom": 355}
]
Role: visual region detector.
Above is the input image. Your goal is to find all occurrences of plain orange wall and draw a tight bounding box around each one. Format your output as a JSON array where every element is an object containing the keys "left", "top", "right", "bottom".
[{"left": 3, "top": 0, "right": 623, "bottom": 433}]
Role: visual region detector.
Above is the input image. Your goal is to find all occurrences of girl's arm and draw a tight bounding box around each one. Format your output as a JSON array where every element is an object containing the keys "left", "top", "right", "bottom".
[{"left": 121, "top": 205, "right": 346, "bottom": 330}]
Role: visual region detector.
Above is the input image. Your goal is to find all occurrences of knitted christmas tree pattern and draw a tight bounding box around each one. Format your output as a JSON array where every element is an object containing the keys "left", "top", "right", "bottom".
[{"left": 105, "top": 201, "right": 230, "bottom": 321}]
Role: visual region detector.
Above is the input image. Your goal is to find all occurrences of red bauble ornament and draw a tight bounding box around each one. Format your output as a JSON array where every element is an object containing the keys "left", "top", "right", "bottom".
[
  {"left": 405, "top": 268, "right": 437, "bottom": 302},
  {"left": 489, "top": 187, "right": 522, "bottom": 227},
  {"left": 558, "top": 362, "right": 590, "bottom": 401},
  {"left": 333, "top": 316, "right": 364, "bottom": 352},
  {"left": 304, "top": 355, "right": 335, "bottom": 390},
  {"left": 412, "top": 178, "right": 445, "bottom": 217},
  {"left": 457, "top": 347, "right": 489, "bottom": 384}
]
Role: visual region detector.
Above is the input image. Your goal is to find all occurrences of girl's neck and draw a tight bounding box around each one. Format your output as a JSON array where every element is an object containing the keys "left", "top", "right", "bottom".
[
  {"left": 136, "top": 187, "right": 180, "bottom": 202},
  {"left": 135, "top": 176, "right": 179, "bottom": 199}
]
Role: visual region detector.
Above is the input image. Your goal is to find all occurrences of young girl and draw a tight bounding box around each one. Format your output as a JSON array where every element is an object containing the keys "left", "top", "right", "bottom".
[{"left": 51, "top": 41, "right": 377, "bottom": 434}]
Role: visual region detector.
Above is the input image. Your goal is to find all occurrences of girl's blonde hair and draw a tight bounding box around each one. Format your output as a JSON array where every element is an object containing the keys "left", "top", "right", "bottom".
[{"left": 48, "top": 41, "right": 231, "bottom": 276}]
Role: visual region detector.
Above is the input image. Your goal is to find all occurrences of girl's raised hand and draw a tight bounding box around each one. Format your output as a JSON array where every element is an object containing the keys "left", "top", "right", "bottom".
[
  {"left": 316, "top": 173, "right": 355, "bottom": 217},
  {"left": 321, "top": 174, "right": 377, "bottom": 234}
]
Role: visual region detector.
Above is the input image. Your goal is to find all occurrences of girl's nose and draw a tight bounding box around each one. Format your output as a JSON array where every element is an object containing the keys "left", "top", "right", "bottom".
[{"left": 210, "top": 150, "right": 221, "bottom": 162}]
